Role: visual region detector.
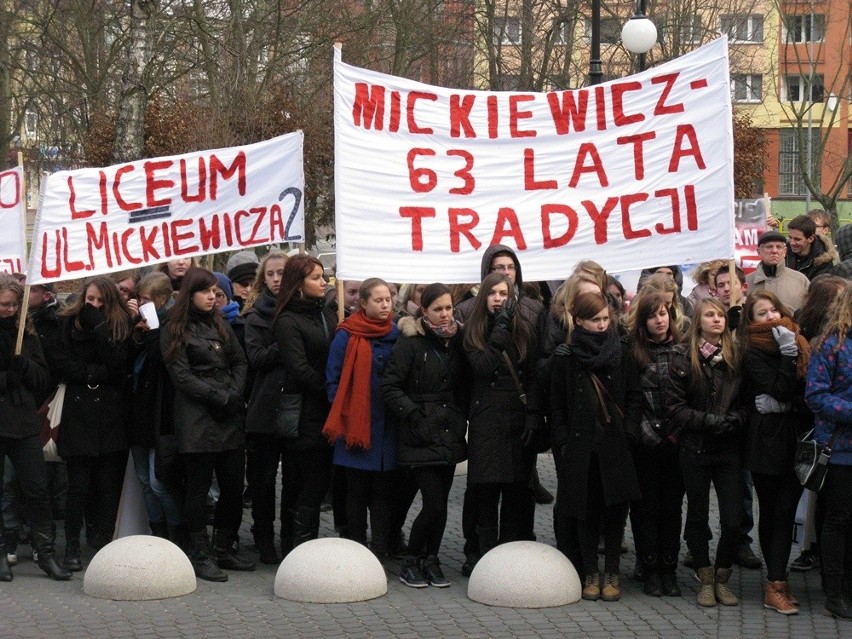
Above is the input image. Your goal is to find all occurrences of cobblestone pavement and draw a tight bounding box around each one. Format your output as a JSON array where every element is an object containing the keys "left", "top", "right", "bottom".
[{"left": 0, "top": 453, "right": 846, "bottom": 639}]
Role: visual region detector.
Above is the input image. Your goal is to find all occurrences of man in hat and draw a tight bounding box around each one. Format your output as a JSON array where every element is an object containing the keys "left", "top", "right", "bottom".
[{"left": 746, "top": 231, "right": 809, "bottom": 313}]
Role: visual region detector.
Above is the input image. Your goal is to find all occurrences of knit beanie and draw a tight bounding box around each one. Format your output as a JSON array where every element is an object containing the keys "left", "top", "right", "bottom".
[
  {"left": 835, "top": 224, "right": 852, "bottom": 262},
  {"left": 226, "top": 250, "right": 259, "bottom": 285},
  {"left": 214, "top": 272, "right": 234, "bottom": 300}
]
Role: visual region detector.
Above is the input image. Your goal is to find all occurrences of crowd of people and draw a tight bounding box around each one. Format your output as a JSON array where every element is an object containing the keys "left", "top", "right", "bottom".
[{"left": 0, "top": 211, "right": 851, "bottom": 621}]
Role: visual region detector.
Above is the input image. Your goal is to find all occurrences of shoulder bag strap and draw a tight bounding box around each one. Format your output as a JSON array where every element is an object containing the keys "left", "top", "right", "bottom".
[{"left": 501, "top": 351, "right": 527, "bottom": 406}]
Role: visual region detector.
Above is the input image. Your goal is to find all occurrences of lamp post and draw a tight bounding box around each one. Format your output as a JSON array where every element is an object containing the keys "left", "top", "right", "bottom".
[{"left": 589, "top": 0, "right": 657, "bottom": 85}]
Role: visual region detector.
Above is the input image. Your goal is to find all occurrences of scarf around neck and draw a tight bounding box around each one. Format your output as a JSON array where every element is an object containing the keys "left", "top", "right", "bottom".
[
  {"left": 423, "top": 317, "right": 459, "bottom": 339},
  {"left": 570, "top": 326, "right": 622, "bottom": 372},
  {"left": 744, "top": 316, "right": 810, "bottom": 378},
  {"left": 323, "top": 309, "right": 394, "bottom": 450}
]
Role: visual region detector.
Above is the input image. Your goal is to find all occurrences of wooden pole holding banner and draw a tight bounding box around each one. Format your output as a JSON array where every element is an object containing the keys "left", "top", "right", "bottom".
[
  {"left": 727, "top": 259, "right": 739, "bottom": 309},
  {"left": 14, "top": 153, "right": 30, "bottom": 356},
  {"left": 337, "top": 278, "right": 344, "bottom": 323}
]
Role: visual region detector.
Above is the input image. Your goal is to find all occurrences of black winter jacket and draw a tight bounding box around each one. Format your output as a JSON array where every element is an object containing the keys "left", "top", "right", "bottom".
[
  {"left": 29, "top": 300, "right": 63, "bottom": 405},
  {"left": 741, "top": 346, "right": 811, "bottom": 475},
  {"left": 382, "top": 316, "right": 468, "bottom": 467},
  {"left": 244, "top": 288, "right": 283, "bottom": 434},
  {"left": 268, "top": 296, "right": 337, "bottom": 450},
  {"left": 0, "top": 320, "right": 48, "bottom": 439},
  {"left": 55, "top": 314, "right": 132, "bottom": 457},
  {"left": 161, "top": 317, "right": 247, "bottom": 454},
  {"left": 666, "top": 345, "right": 748, "bottom": 456},
  {"left": 549, "top": 336, "right": 641, "bottom": 519}
]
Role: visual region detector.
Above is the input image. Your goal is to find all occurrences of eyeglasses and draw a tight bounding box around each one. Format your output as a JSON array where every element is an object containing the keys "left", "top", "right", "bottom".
[
  {"left": 0, "top": 301, "right": 20, "bottom": 310},
  {"left": 492, "top": 264, "right": 516, "bottom": 272}
]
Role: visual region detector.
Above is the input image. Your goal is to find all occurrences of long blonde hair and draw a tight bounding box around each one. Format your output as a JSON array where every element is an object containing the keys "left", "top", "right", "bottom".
[
  {"left": 552, "top": 273, "right": 602, "bottom": 342},
  {"left": 242, "top": 249, "right": 288, "bottom": 313},
  {"left": 817, "top": 283, "right": 852, "bottom": 353},
  {"left": 687, "top": 297, "right": 738, "bottom": 382},
  {"left": 639, "top": 272, "right": 687, "bottom": 333}
]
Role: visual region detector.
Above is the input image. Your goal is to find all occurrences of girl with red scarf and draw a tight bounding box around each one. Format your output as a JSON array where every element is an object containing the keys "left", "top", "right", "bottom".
[
  {"left": 740, "top": 290, "right": 811, "bottom": 615},
  {"left": 324, "top": 278, "right": 400, "bottom": 557}
]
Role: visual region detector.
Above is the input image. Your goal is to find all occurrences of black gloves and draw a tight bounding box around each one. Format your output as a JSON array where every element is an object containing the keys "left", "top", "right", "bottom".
[
  {"left": 704, "top": 412, "right": 739, "bottom": 436},
  {"left": 521, "top": 414, "right": 542, "bottom": 448},
  {"left": 494, "top": 298, "right": 516, "bottom": 332},
  {"left": 553, "top": 343, "right": 571, "bottom": 357},
  {"left": 79, "top": 303, "right": 106, "bottom": 332}
]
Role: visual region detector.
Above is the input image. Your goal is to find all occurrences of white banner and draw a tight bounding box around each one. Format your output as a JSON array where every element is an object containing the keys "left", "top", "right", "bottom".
[
  {"left": 0, "top": 167, "right": 26, "bottom": 274},
  {"left": 334, "top": 38, "right": 735, "bottom": 283},
  {"left": 27, "top": 132, "right": 305, "bottom": 284}
]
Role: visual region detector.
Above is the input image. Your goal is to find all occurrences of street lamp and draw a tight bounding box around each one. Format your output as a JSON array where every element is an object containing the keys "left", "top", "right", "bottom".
[
  {"left": 589, "top": 0, "right": 657, "bottom": 85},
  {"left": 621, "top": 4, "right": 658, "bottom": 72}
]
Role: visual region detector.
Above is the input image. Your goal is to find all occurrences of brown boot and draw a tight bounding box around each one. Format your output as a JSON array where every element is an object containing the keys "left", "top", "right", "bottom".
[
  {"left": 582, "top": 573, "right": 601, "bottom": 601},
  {"left": 714, "top": 568, "right": 738, "bottom": 606},
  {"left": 696, "top": 567, "right": 716, "bottom": 607},
  {"left": 601, "top": 573, "right": 621, "bottom": 601},
  {"left": 764, "top": 580, "right": 799, "bottom": 615}
]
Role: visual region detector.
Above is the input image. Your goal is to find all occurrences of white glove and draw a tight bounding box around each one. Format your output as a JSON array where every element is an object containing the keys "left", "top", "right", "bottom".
[
  {"left": 772, "top": 326, "right": 798, "bottom": 357},
  {"left": 755, "top": 393, "right": 790, "bottom": 414}
]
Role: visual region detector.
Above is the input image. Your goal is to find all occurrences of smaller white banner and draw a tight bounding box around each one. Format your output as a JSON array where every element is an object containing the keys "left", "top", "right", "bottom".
[
  {"left": 0, "top": 167, "right": 26, "bottom": 274},
  {"left": 27, "top": 132, "right": 305, "bottom": 284}
]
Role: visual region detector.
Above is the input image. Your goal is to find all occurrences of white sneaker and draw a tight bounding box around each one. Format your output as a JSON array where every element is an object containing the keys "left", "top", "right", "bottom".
[{"left": 7, "top": 552, "right": 17, "bottom": 566}]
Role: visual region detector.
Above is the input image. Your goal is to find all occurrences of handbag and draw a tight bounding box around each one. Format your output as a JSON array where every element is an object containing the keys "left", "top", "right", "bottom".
[
  {"left": 37, "top": 383, "right": 66, "bottom": 462},
  {"left": 795, "top": 427, "right": 842, "bottom": 492},
  {"left": 274, "top": 393, "right": 302, "bottom": 439}
]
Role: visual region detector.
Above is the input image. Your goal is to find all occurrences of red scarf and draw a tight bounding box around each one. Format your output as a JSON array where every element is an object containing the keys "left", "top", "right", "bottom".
[{"left": 322, "top": 309, "right": 393, "bottom": 449}]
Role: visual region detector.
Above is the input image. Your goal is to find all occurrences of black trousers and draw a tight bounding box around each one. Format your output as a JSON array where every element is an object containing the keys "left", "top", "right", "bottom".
[
  {"left": 0, "top": 435, "right": 53, "bottom": 536},
  {"left": 752, "top": 470, "right": 803, "bottom": 581},
  {"left": 821, "top": 465, "right": 852, "bottom": 588},
  {"left": 280, "top": 445, "right": 333, "bottom": 525},
  {"left": 475, "top": 480, "right": 530, "bottom": 543},
  {"left": 344, "top": 467, "right": 398, "bottom": 554},
  {"left": 250, "top": 435, "right": 286, "bottom": 536},
  {"left": 182, "top": 449, "right": 244, "bottom": 533},
  {"left": 574, "top": 454, "right": 629, "bottom": 576},
  {"left": 65, "top": 450, "right": 127, "bottom": 542},
  {"left": 680, "top": 448, "right": 744, "bottom": 570},
  {"left": 389, "top": 466, "right": 419, "bottom": 543},
  {"left": 407, "top": 465, "right": 455, "bottom": 557},
  {"left": 633, "top": 444, "right": 685, "bottom": 563}
]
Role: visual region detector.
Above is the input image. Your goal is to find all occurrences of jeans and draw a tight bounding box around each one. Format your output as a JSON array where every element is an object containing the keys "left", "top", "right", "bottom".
[
  {"left": 752, "top": 470, "right": 803, "bottom": 581},
  {"left": 633, "top": 444, "right": 685, "bottom": 562},
  {"left": 739, "top": 469, "right": 755, "bottom": 548},
  {"left": 182, "top": 449, "right": 244, "bottom": 533},
  {"left": 680, "top": 448, "right": 744, "bottom": 570},
  {"left": 821, "top": 464, "right": 852, "bottom": 587},
  {"left": 407, "top": 465, "right": 455, "bottom": 557},
  {"left": 344, "top": 467, "right": 398, "bottom": 554},
  {"left": 65, "top": 451, "right": 127, "bottom": 543},
  {"left": 0, "top": 436, "right": 53, "bottom": 534},
  {"left": 130, "top": 446, "right": 182, "bottom": 526}
]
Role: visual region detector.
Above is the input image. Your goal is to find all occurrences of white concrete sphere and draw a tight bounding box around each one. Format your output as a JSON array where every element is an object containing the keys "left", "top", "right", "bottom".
[
  {"left": 468, "top": 541, "right": 581, "bottom": 608},
  {"left": 274, "top": 538, "right": 387, "bottom": 603},
  {"left": 83, "top": 535, "right": 196, "bottom": 600}
]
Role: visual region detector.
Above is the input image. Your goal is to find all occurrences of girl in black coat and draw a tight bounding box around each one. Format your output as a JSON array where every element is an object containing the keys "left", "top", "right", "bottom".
[
  {"left": 129, "top": 272, "right": 182, "bottom": 539},
  {"left": 161, "top": 267, "right": 253, "bottom": 582},
  {"left": 55, "top": 276, "right": 133, "bottom": 571},
  {"left": 383, "top": 283, "right": 468, "bottom": 588},
  {"left": 667, "top": 297, "right": 748, "bottom": 608},
  {"left": 0, "top": 275, "right": 70, "bottom": 581},
  {"left": 463, "top": 272, "right": 540, "bottom": 563},
  {"left": 550, "top": 292, "right": 640, "bottom": 602},
  {"left": 626, "top": 292, "right": 684, "bottom": 597},
  {"left": 270, "top": 256, "right": 337, "bottom": 553},
  {"left": 242, "top": 249, "right": 289, "bottom": 563},
  {"left": 740, "top": 290, "right": 811, "bottom": 614}
]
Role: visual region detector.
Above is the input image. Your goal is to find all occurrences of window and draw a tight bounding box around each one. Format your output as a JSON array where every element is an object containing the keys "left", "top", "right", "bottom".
[
  {"left": 784, "top": 14, "right": 825, "bottom": 43},
  {"left": 584, "top": 18, "right": 622, "bottom": 45},
  {"left": 493, "top": 16, "right": 521, "bottom": 45},
  {"left": 731, "top": 74, "right": 762, "bottom": 103},
  {"left": 778, "top": 129, "right": 820, "bottom": 196},
  {"left": 784, "top": 74, "right": 824, "bottom": 102},
  {"left": 25, "top": 111, "right": 37, "bottom": 137},
  {"left": 720, "top": 14, "right": 763, "bottom": 42}
]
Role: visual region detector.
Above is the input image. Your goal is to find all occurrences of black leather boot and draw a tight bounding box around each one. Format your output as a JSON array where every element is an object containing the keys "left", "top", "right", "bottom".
[
  {"left": 826, "top": 576, "right": 852, "bottom": 620},
  {"left": 149, "top": 521, "right": 169, "bottom": 539},
  {"left": 0, "top": 535, "right": 12, "bottom": 581},
  {"left": 253, "top": 529, "right": 280, "bottom": 565},
  {"left": 32, "top": 527, "right": 72, "bottom": 581},
  {"left": 188, "top": 530, "right": 227, "bottom": 582},
  {"left": 476, "top": 525, "right": 499, "bottom": 558},
  {"left": 212, "top": 529, "right": 255, "bottom": 571},
  {"left": 660, "top": 551, "right": 681, "bottom": 596},
  {"left": 642, "top": 553, "right": 662, "bottom": 596},
  {"left": 279, "top": 508, "right": 295, "bottom": 559},
  {"left": 63, "top": 534, "right": 83, "bottom": 572},
  {"left": 293, "top": 507, "right": 321, "bottom": 548}
]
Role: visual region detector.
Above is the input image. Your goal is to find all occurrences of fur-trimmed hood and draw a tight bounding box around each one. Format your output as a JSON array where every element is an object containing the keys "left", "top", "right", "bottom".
[{"left": 398, "top": 315, "right": 425, "bottom": 337}]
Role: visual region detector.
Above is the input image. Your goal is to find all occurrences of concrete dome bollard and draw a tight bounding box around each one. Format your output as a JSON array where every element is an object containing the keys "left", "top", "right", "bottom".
[
  {"left": 275, "top": 538, "right": 387, "bottom": 603},
  {"left": 454, "top": 460, "right": 468, "bottom": 476},
  {"left": 468, "top": 541, "right": 581, "bottom": 608},
  {"left": 83, "top": 535, "right": 196, "bottom": 600}
]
